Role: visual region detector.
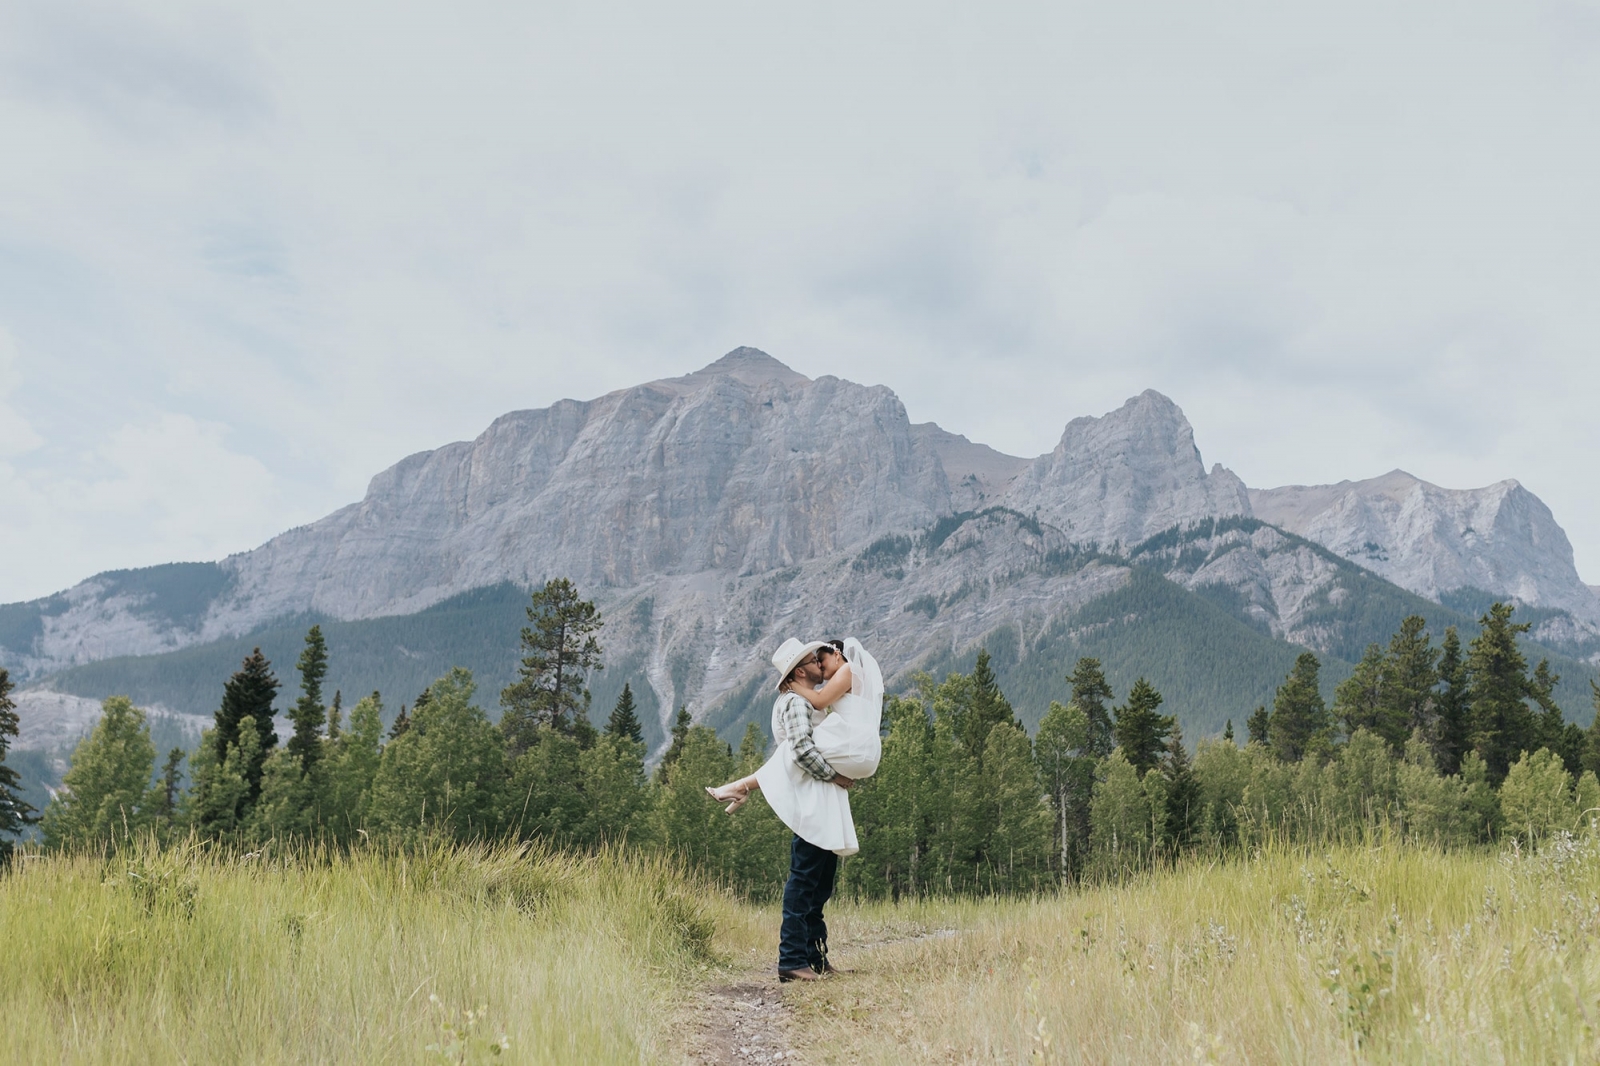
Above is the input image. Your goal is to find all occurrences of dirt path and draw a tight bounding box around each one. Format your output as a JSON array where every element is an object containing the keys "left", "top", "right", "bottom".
[
  {"left": 676, "top": 929, "right": 957, "bottom": 1065},
  {"left": 679, "top": 979, "right": 803, "bottom": 1065}
]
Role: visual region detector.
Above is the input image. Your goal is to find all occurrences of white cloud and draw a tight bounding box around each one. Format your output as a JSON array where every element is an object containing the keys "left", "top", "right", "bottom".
[
  {"left": 1, "top": 0, "right": 1598, "bottom": 600},
  {"left": 0, "top": 411, "right": 286, "bottom": 602},
  {"left": 0, "top": 329, "right": 43, "bottom": 457}
]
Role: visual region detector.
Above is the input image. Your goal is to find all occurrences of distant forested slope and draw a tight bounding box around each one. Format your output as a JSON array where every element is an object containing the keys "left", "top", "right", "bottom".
[
  {"left": 45, "top": 584, "right": 667, "bottom": 753},
  {"left": 37, "top": 568, "right": 1599, "bottom": 761}
]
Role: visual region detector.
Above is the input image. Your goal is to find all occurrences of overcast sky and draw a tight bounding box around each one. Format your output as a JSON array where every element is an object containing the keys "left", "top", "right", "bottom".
[{"left": 2, "top": 0, "right": 1598, "bottom": 604}]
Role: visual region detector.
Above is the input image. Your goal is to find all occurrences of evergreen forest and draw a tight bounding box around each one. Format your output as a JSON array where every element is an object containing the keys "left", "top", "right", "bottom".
[{"left": 6, "top": 579, "right": 1600, "bottom": 901}]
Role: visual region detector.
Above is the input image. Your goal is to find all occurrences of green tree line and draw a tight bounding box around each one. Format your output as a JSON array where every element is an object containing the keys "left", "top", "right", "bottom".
[{"left": 8, "top": 581, "right": 1600, "bottom": 897}]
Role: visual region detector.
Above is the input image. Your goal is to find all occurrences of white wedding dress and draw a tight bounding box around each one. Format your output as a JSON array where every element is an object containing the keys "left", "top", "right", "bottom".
[{"left": 754, "top": 639, "right": 884, "bottom": 857}]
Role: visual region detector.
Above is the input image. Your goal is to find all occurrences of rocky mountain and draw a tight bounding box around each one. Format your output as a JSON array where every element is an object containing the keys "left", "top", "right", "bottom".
[
  {"left": 4, "top": 348, "right": 1596, "bottom": 759},
  {"left": 2, "top": 352, "right": 1250, "bottom": 682},
  {"left": 1252, "top": 471, "right": 1600, "bottom": 650},
  {"left": 1001, "top": 390, "right": 1251, "bottom": 547}
]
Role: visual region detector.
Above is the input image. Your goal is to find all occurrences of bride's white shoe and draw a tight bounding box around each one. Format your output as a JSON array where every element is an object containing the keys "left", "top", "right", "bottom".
[{"left": 705, "top": 784, "right": 750, "bottom": 814}]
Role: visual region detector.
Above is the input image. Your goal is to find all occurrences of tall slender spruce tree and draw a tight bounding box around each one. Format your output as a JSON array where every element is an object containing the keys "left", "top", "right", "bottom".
[
  {"left": 607, "top": 682, "right": 644, "bottom": 743},
  {"left": 1382, "top": 615, "right": 1440, "bottom": 749},
  {"left": 1161, "top": 723, "right": 1199, "bottom": 853},
  {"left": 959, "top": 649, "right": 1019, "bottom": 760},
  {"left": 1067, "top": 657, "right": 1116, "bottom": 758},
  {"left": 196, "top": 648, "right": 280, "bottom": 829},
  {"left": 1466, "top": 603, "right": 1534, "bottom": 784},
  {"left": 1434, "top": 626, "right": 1471, "bottom": 774},
  {"left": 1113, "top": 677, "right": 1173, "bottom": 777},
  {"left": 657, "top": 707, "right": 693, "bottom": 778},
  {"left": 1268, "top": 652, "right": 1330, "bottom": 763},
  {"left": 1334, "top": 644, "right": 1387, "bottom": 744},
  {"left": 1529, "top": 659, "right": 1584, "bottom": 775},
  {"left": 1245, "top": 705, "right": 1271, "bottom": 746},
  {"left": 155, "top": 748, "right": 185, "bottom": 820},
  {"left": 501, "top": 578, "right": 604, "bottom": 756},
  {"left": 287, "top": 625, "right": 329, "bottom": 775}
]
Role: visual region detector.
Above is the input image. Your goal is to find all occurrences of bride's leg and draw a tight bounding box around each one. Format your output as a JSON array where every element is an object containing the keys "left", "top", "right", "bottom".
[
  {"left": 706, "top": 773, "right": 760, "bottom": 812},
  {"left": 707, "top": 773, "right": 759, "bottom": 801}
]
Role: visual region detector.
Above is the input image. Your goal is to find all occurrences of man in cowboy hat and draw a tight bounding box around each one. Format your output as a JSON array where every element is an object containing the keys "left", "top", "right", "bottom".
[{"left": 767, "top": 636, "right": 855, "bottom": 982}]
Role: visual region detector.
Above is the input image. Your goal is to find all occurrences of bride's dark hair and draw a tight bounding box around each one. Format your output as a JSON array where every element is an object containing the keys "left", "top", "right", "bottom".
[{"left": 824, "top": 640, "right": 845, "bottom": 656}]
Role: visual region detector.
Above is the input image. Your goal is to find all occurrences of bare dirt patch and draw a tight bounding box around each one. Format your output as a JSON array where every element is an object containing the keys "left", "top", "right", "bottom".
[
  {"left": 678, "top": 979, "right": 804, "bottom": 1065},
  {"left": 675, "top": 930, "right": 958, "bottom": 1064}
]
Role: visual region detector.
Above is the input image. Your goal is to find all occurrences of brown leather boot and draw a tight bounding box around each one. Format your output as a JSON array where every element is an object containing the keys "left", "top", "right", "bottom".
[{"left": 778, "top": 967, "right": 824, "bottom": 982}]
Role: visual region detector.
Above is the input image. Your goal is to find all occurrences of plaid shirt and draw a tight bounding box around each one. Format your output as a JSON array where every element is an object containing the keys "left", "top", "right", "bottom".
[{"left": 774, "top": 691, "right": 836, "bottom": 781}]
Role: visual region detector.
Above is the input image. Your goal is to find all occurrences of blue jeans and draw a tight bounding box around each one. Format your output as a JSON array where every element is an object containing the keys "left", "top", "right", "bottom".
[{"left": 778, "top": 834, "right": 837, "bottom": 972}]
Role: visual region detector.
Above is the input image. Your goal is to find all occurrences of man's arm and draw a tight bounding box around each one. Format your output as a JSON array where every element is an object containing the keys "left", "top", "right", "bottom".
[{"left": 779, "top": 694, "right": 838, "bottom": 782}]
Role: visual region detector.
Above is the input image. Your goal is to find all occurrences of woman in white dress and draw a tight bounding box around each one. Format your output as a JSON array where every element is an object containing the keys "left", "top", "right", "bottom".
[{"left": 706, "top": 637, "right": 884, "bottom": 857}]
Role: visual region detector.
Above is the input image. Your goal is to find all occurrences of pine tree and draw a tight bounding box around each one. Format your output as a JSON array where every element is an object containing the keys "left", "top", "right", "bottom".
[
  {"left": 1223, "top": 719, "right": 1234, "bottom": 744},
  {"left": 1381, "top": 615, "right": 1439, "bottom": 749},
  {"left": 196, "top": 649, "right": 279, "bottom": 831},
  {"left": 957, "top": 649, "right": 1019, "bottom": 760},
  {"left": 657, "top": 706, "right": 693, "bottom": 778},
  {"left": 1067, "top": 657, "right": 1116, "bottom": 758},
  {"left": 288, "top": 625, "right": 329, "bottom": 775},
  {"left": 1466, "top": 603, "right": 1535, "bottom": 785},
  {"left": 155, "top": 748, "right": 185, "bottom": 820},
  {"left": 1245, "top": 706, "right": 1271, "bottom": 746},
  {"left": 1268, "top": 652, "right": 1330, "bottom": 763},
  {"left": 500, "top": 578, "right": 604, "bottom": 756},
  {"left": 1434, "top": 626, "right": 1471, "bottom": 774},
  {"left": 1113, "top": 678, "right": 1173, "bottom": 777},
  {"left": 1334, "top": 643, "right": 1386, "bottom": 743},
  {"left": 327, "top": 690, "right": 342, "bottom": 740},
  {"left": 606, "top": 682, "right": 644, "bottom": 743},
  {"left": 0, "top": 668, "right": 39, "bottom": 865},
  {"left": 1161, "top": 724, "right": 1200, "bottom": 853},
  {"left": 1529, "top": 659, "right": 1585, "bottom": 776},
  {"left": 393, "top": 687, "right": 427, "bottom": 740}
]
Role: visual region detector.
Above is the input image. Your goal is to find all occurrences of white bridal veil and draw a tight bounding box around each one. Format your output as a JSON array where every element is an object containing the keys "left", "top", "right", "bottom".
[{"left": 753, "top": 637, "right": 884, "bottom": 856}]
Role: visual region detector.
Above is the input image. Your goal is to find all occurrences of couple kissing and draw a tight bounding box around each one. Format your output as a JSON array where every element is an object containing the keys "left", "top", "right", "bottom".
[{"left": 706, "top": 636, "right": 884, "bottom": 981}]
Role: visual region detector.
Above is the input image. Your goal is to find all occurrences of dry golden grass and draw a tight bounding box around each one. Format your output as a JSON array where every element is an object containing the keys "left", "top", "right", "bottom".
[
  {"left": 1, "top": 838, "right": 764, "bottom": 1065},
  {"left": 14, "top": 837, "right": 1600, "bottom": 1064},
  {"left": 797, "top": 838, "right": 1600, "bottom": 1064}
]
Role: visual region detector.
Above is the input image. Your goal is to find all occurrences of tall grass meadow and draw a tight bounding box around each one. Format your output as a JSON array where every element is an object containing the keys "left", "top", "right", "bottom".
[{"left": 1, "top": 836, "right": 765, "bottom": 1064}]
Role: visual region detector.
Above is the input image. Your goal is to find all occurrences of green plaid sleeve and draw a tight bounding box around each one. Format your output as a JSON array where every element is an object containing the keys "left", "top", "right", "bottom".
[{"left": 778, "top": 694, "right": 836, "bottom": 781}]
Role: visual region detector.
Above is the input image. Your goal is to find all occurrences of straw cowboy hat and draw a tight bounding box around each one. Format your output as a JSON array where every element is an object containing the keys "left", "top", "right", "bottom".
[{"left": 771, "top": 637, "right": 827, "bottom": 691}]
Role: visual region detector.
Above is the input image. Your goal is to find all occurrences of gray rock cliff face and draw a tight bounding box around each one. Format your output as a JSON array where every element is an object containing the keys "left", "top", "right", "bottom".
[
  {"left": 213, "top": 348, "right": 954, "bottom": 627},
  {"left": 1250, "top": 470, "right": 1600, "bottom": 631},
  {"left": 5, "top": 350, "right": 1595, "bottom": 740},
  {"left": 8, "top": 353, "right": 1253, "bottom": 685},
  {"left": 1002, "top": 390, "right": 1251, "bottom": 547}
]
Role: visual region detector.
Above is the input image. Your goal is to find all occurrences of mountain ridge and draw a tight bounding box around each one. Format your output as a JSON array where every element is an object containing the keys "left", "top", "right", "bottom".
[{"left": 4, "top": 349, "right": 1596, "bottom": 751}]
